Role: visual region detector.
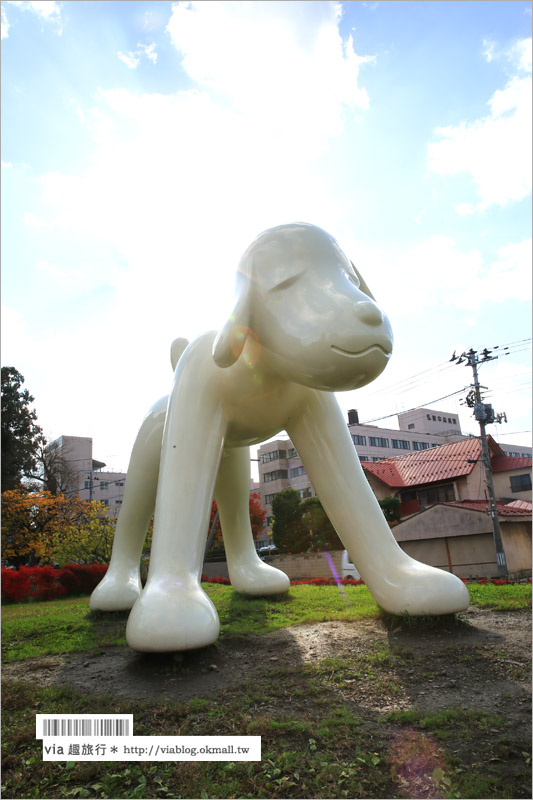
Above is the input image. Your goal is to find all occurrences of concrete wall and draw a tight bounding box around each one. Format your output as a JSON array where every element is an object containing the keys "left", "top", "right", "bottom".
[
  {"left": 267, "top": 550, "right": 344, "bottom": 580},
  {"left": 503, "top": 522, "right": 532, "bottom": 575},
  {"left": 202, "top": 561, "right": 229, "bottom": 579},
  {"left": 203, "top": 551, "right": 345, "bottom": 582},
  {"left": 400, "top": 534, "right": 498, "bottom": 578}
]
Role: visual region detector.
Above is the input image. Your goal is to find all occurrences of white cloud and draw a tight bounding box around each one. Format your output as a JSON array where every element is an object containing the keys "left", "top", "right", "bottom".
[
  {"left": 1, "top": 5, "right": 9, "bottom": 38},
  {"left": 355, "top": 235, "right": 531, "bottom": 314},
  {"left": 24, "top": 211, "right": 48, "bottom": 230},
  {"left": 484, "top": 239, "right": 532, "bottom": 302},
  {"left": 4, "top": 0, "right": 63, "bottom": 34},
  {"left": 117, "top": 43, "right": 157, "bottom": 70},
  {"left": 117, "top": 51, "right": 141, "bottom": 70},
  {"left": 427, "top": 37, "right": 532, "bottom": 211},
  {"left": 166, "top": 0, "right": 373, "bottom": 157}
]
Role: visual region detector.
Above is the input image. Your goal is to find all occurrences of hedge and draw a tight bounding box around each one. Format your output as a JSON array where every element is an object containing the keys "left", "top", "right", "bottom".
[
  {"left": 3, "top": 566, "right": 528, "bottom": 604},
  {"left": 1, "top": 564, "right": 108, "bottom": 604}
]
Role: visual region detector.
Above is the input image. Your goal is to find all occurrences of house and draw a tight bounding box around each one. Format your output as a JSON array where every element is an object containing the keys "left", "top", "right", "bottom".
[
  {"left": 361, "top": 436, "right": 532, "bottom": 514},
  {"left": 361, "top": 438, "right": 532, "bottom": 578}
]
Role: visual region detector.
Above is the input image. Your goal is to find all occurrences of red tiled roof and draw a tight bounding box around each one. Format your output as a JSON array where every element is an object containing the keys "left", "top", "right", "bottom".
[
  {"left": 491, "top": 455, "right": 532, "bottom": 473},
  {"left": 362, "top": 436, "right": 529, "bottom": 489},
  {"left": 362, "top": 438, "right": 483, "bottom": 488},
  {"left": 442, "top": 499, "right": 532, "bottom": 517},
  {"left": 505, "top": 499, "right": 533, "bottom": 511}
]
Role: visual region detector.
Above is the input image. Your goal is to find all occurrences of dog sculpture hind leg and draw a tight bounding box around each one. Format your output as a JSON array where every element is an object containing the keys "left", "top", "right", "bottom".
[{"left": 90, "top": 340, "right": 289, "bottom": 615}]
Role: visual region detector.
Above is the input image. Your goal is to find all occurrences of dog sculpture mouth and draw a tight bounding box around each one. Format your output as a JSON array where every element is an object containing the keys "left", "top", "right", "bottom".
[{"left": 331, "top": 344, "right": 391, "bottom": 359}]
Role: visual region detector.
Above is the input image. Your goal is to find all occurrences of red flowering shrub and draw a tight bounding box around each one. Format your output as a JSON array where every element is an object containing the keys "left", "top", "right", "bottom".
[
  {"left": 1, "top": 567, "right": 32, "bottom": 603},
  {"left": 1, "top": 564, "right": 108, "bottom": 603}
]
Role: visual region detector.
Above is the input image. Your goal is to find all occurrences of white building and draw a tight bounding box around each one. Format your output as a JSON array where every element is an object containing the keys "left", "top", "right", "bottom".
[{"left": 48, "top": 436, "right": 127, "bottom": 517}]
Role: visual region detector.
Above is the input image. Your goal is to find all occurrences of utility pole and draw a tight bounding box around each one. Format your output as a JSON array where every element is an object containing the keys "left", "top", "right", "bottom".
[{"left": 451, "top": 348, "right": 507, "bottom": 578}]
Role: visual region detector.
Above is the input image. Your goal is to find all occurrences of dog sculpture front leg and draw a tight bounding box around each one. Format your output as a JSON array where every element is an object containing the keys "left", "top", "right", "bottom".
[
  {"left": 215, "top": 446, "right": 290, "bottom": 595},
  {"left": 287, "top": 390, "right": 470, "bottom": 616},
  {"left": 89, "top": 396, "right": 167, "bottom": 611},
  {"left": 126, "top": 342, "right": 226, "bottom": 651}
]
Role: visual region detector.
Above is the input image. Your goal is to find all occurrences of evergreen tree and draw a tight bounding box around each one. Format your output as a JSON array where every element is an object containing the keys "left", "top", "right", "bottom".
[
  {"left": 301, "top": 496, "right": 343, "bottom": 551},
  {"left": 271, "top": 489, "right": 310, "bottom": 553},
  {"left": 1, "top": 367, "right": 44, "bottom": 491}
]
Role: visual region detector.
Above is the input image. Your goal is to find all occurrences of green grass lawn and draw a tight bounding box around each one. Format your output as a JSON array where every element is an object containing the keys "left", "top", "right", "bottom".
[
  {"left": 1, "top": 582, "right": 531, "bottom": 799},
  {"left": 2, "top": 582, "right": 530, "bottom": 663}
]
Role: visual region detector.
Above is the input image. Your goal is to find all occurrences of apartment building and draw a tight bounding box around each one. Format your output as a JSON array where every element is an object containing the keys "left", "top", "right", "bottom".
[
  {"left": 257, "top": 407, "right": 532, "bottom": 527},
  {"left": 47, "top": 436, "right": 127, "bottom": 517}
]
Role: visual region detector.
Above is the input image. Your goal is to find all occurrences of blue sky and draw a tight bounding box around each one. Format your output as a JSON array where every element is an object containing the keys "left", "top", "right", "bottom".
[{"left": 1, "top": 0, "right": 531, "bottom": 474}]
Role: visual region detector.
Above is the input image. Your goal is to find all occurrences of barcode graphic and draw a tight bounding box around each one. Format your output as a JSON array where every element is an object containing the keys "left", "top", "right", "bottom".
[{"left": 42, "top": 718, "right": 130, "bottom": 737}]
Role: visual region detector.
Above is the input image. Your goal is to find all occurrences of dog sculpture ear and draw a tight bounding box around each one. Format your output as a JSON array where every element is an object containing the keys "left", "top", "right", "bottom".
[
  {"left": 351, "top": 261, "right": 376, "bottom": 302},
  {"left": 212, "top": 286, "right": 251, "bottom": 368},
  {"left": 170, "top": 338, "right": 189, "bottom": 371}
]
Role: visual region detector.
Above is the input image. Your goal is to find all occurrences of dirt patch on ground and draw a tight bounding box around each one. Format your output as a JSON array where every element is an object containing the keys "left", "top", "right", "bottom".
[{"left": 3, "top": 607, "right": 531, "bottom": 722}]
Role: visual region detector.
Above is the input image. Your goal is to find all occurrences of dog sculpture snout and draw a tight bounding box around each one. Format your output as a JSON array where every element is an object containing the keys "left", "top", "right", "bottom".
[{"left": 356, "top": 300, "right": 384, "bottom": 327}]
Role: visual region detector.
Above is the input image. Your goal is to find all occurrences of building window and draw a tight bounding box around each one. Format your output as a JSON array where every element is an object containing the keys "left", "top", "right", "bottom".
[
  {"left": 452, "top": 418, "right": 457, "bottom": 424},
  {"left": 101, "top": 499, "right": 109, "bottom": 506},
  {"left": 266, "top": 516, "right": 273, "bottom": 526},
  {"left": 359, "top": 456, "right": 369, "bottom": 462},
  {"left": 408, "top": 423, "right": 415, "bottom": 430},
  {"left": 372, "top": 457, "right": 387, "bottom": 462},
  {"left": 427, "top": 414, "right": 431, "bottom": 420},
  {"left": 392, "top": 439, "right": 410, "bottom": 450},
  {"left": 298, "top": 488, "right": 312, "bottom": 498},
  {"left": 84, "top": 481, "right": 90, "bottom": 489},
  {"left": 369, "top": 437, "right": 389, "bottom": 448},
  {"left": 419, "top": 484, "right": 455, "bottom": 506},
  {"left": 412, "top": 441, "right": 430, "bottom": 451},
  {"left": 261, "top": 449, "right": 287, "bottom": 464},
  {"left": 263, "top": 470, "right": 288, "bottom": 482},
  {"left": 116, "top": 481, "right": 124, "bottom": 487},
  {"left": 351, "top": 434, "right": 366, "bottom": 446},
  {"left": 289, "top": 466, "right": 306, "bottom": 478},
  {"left": 510, "top": 474, "right": 532, "bottom": 493},
  {"left": 432, "top": 416, "right": 436, "bottom": 421},
  {"left": 265, "top": 494, "right": 276, "bottom": 505},
  {"left": 288, "top": 448, "right": 298, "bottom": 458},
  {"left": 100, "top": 482, "right": 109, "bottom": 490},
  {"left": 116, "top": 500, "right": 122, "bottom": 505}
]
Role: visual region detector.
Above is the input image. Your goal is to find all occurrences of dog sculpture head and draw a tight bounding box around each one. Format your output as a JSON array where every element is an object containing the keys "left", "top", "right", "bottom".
[{"left": 212, "top": 223, "right": 393, "bottom": 391}]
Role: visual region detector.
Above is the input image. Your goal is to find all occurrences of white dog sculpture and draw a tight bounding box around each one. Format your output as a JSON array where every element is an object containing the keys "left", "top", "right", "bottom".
[{"left": 90, "top": 223, "right": 469, "bottom": 651}]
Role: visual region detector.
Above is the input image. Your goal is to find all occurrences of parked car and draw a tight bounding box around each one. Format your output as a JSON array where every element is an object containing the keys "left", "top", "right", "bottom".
[
  {"left": 258, "top": 545, "right": 278, "bottom": 559},
  {"left": 341, "top": 550, "right": 361, "bottom": 580}
]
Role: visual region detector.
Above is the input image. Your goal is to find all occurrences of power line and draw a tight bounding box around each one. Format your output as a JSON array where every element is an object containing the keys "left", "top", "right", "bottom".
[{"left": 360, "top": 388, "right": 467, "bottom": 425}]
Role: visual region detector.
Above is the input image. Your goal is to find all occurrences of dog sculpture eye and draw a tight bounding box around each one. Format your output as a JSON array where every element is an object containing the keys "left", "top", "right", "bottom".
[{"left": 270, "top": 272, "right": 303, "bottom": 292}]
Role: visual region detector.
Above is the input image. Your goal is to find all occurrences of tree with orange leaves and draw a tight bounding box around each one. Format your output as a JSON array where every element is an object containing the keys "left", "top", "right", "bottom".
[{"left": 1, "top": 489, "right": 114, "bottom": 567}]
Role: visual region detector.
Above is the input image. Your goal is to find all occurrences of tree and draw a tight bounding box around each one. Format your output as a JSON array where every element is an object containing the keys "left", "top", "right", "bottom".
[
  {"left": 30, "top": 439, "right": 79, "bottom": 495},
  {"left": 45, "top": 501, "right": 116, "bottom": 565},
  {"left": 301, "top": 496, "right": 343, "bottom": 551},
  {"left": 379, "top": 496, "right": 401, "bottom": 524},
  {"left": 1, "top": 489, "right": 90, "bottom": 566},
  {"left": 205, "top": 492, "right": 267, "bottom": 555},
  {"left": 271, "top": 489, "right": 309, "bottom": 553},
  {"left": 1, "top": 367, "right": 44, "bottom": 491}
]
